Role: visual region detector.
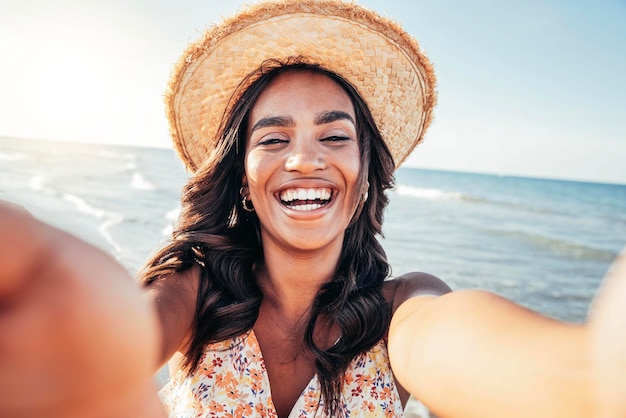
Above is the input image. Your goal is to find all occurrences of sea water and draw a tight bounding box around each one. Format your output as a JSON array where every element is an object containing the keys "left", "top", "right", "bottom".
[{"left": 1, "top": 137, "right": 625, "bottom": 323}]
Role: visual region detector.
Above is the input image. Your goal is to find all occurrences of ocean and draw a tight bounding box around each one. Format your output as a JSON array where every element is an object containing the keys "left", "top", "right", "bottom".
[{"left": 1, "top": 136, "right": 625, "bottom": 324}]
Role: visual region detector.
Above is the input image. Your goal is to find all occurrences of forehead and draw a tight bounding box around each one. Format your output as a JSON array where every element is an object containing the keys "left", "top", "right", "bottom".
[{"left": 251, "top": 69, "right": 355, "bottom": 116}]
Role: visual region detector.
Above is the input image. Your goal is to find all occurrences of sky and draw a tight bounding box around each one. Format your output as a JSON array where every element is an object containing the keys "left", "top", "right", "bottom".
[{"left": 1, "top": 0, "right": 625, "bottom": 184}]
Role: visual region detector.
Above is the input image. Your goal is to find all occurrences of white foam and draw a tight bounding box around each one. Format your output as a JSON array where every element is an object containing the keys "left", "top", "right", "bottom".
[
  {"left": 29, "top": 175, "right": 48, "bottom": 192},
  {"left": 165, "top": 207, "right": 180, "bottom": 220},
  {"left": 63, "top": 193, "right": 124, "bottom": 256},
  {"left": 99, "top": 214, "right": 124, "bottom": 256},
  {"left": 98, "top": 150, "right": 136, "bottom": 160},
  {"left": 0, "top": 152, "right": 25, "bottom": 161},
  {"left": 162, "top": 207, "right": 180, "bottom": 236},
  {"left": 98, "top": 150, "right": 137, "bottom": 170},
  {"left": 63, "top": 194, "right": 107, "bottom": 218},
  {"left": 131, "top": 172, "right": 155, "bottom": 190},
  {"left": 395, "top": 184, "right": 463, "bottom": 201},
  {"left": 98, "top": 150, "right": 118, "bottom": 158}
]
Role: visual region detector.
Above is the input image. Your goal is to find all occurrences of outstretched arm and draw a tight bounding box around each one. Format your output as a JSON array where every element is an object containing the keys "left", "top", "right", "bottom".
[
  {"left": 0, "top": 201, "right": 166, "bottom": 418},
  {"left": 588, "top": 250, "right": 626, "bottom": 417},
  {"left": 388, "top": 289, "right": 589, "bottom": 418},
  {"left": 388, "top": 252, "right": 626, "bottom": 418}
]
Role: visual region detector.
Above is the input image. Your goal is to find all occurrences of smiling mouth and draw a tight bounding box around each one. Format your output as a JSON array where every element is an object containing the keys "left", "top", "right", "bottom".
[{"left": 279, "top": 188, "right": 333, "bottom": 211}]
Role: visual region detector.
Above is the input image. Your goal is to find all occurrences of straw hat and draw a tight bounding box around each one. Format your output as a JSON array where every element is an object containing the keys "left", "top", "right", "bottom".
[{"left": 167, "top": 0, "right": 437, "bottom": 172}]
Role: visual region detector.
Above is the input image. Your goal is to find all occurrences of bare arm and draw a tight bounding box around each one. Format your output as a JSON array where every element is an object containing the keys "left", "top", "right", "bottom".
[
  {"left": 388, "top": 290, "right": 590, "bottom": 418},
  {"left": 145, "top": 266, "right": 199, "bottom": 368},
  {"left": 388, "top": 251, "right": 626, "bottom": 418},
  {"left": 588, "top": 250, "right": 626, "bottom": 417},
  {"left": 383, "top": 271, "right": 452, "bottom": 407},
  {"left": 0, "top": 201, "right": 166, "bottom": 418}
]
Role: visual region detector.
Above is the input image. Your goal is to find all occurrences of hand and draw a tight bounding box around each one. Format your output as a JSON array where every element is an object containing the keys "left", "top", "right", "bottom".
[{"left": 0, "top": 200, "right": 165, "bottom": 418}]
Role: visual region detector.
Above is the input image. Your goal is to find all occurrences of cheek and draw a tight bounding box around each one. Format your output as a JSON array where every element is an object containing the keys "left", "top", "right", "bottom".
[
  {"left": 244, "top": 151, "right": 268, "bottom": 191},
  {"left": 348, "top": 156, "right": 361, "bottom": 179},
  {"left": 341, "top": 149, "right": 362, "bottom": 189}
]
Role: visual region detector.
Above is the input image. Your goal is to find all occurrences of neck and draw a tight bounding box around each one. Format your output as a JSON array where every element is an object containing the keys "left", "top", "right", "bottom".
[
  {"left": 253, "top": 236, "right": 344, "bottom": 356},
  {"left": 255, "top": 237, "right": 343, "bottom": 319}
]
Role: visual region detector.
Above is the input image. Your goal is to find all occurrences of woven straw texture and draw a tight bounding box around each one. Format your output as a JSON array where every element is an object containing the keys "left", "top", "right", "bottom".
[{"left": 166, "top": 0, "right": 437, "bottom": 172}]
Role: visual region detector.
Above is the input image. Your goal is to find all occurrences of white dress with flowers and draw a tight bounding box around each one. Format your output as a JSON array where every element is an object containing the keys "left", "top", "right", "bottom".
[{"left": 160, "top": 330, "right": 404, "bottom": 417}]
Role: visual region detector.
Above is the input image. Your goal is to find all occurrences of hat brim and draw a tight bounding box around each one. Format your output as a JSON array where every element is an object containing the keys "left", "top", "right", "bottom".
[{"left": 166, "top": 0, "right": 437, "bottom": 172}]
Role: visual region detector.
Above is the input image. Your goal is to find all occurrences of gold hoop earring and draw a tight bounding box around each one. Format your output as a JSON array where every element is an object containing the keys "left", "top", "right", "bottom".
[
  {"left": 240, "top": 187, "right": 255, "bottom": 212},
  {"left": 363, "top": 181, "right": 370, "bottom": 203}
]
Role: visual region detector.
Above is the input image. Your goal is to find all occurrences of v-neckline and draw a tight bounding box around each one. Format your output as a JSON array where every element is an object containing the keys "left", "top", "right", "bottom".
[{"left": 247, "top": 329, "right": 321, "bottom": 418}]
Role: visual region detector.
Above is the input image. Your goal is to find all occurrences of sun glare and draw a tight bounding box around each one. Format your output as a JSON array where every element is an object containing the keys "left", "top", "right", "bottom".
[{"left": 1, "top": 3, "right": 170, "bottom": 147}]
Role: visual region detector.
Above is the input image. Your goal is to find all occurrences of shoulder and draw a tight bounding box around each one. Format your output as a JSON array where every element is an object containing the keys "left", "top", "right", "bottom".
[
  {"left": 145, "top": 264, "right": 200, "bottom": 308},
  {"left": 146, "top": 265, "right": 201, "bottom": 365},
  {"left": 382, "top": 271, "right": 452, "bottom": 315},
  {"left": 381, "top": 272, "right": 451, "bottom": 406}
]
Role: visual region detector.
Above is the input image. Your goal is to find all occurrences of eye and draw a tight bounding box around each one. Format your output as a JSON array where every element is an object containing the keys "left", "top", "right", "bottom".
[
  {"left": 321, "top": 135, "right": 352, "bottom": 143},
  {"left": 258, "top": 137, "right": 289, "bottom": 146}
]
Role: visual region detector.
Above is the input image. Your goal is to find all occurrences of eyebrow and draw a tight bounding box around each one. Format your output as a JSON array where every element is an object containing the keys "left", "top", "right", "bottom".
[
  {"left": 250, "top": 111, "right": 355, "bottom": 134},
  {"left": 250, "top": 116, "right": 295, "bottom": 134},
  {"left": 315, "top": 110, "right": 355, "bottom": 126}
]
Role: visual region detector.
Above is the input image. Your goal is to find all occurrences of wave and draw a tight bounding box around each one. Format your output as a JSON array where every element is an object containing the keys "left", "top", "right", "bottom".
[
  {"left": 162, "top": 207, "right": 181, "bottom": 236},
  {"left": 98, "top": 149, "right": 136, "bottom": 161},
  {"left": 393, "top": 183, "right": 564, "bottom": 214},
  {"left": 165, "top": 207, "right": 180, "bottom": 220},
  {"left": 63, "top": 193, "right": 107, "bottom": 218},
  {"left": 63, "top": 193, "right": 124, "bottom": 256},
  {"left": 162, "top": 224, "right": 173, "bottom": 236},
  {"left": 29, "top": 175, "right": 48, "bottom": 192},
  {"left": 394, "top": 184, "right": 465, "bottom": 201},
  {"left": 97, "top": 149, "right": 137, "bottom": 171},
  {"left": 486, "top": 227, "right": 617, "bottom": 262},
  {"left": 527, "top": 234, "right": 617, "bottom": 262},
  {"left": 0, "top": 151, "right": 25, "bottom": 161},
  {"left": 25, "top": 175, "right": 126, "bottom": 257},
  {"left": 131, "top": 173, "right": 155, "bottom": 190},
  {"left": 98, "top": 215, "right": 124, "bottom": 256}
]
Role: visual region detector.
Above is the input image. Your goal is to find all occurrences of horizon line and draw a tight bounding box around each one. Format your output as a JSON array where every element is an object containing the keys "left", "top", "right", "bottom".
[{"left": 1, "top": 135, "right": 624, "bottom": 187}]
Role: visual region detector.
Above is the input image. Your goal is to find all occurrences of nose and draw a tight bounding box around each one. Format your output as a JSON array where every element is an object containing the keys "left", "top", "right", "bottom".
[{"left": 284, "top": 137, "right": 327, "bottom": 173}]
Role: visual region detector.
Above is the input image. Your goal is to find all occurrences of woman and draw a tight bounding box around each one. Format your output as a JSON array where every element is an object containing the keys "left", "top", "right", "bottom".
[
  {"left": 140, "top": 2, "right": 445, "bottom": 415},
  {"left": 140, "top": 1, "right": 444, "bottom": 415},
  {"left": 0, "top": 1, "right": 624, "bottom": 417},
  {"left": 143, "top": 60, "right": 450, "bottom": 417}
]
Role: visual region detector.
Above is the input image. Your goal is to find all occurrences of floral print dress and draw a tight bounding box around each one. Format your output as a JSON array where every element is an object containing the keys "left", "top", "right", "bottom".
[{"left": 160, "top": 330, "right": 404, "bottom": 417}]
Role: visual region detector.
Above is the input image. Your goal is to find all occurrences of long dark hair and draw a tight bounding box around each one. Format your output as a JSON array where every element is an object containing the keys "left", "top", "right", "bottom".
[{"left": 138, "top": 58, "right": 396, "bottom": 415}]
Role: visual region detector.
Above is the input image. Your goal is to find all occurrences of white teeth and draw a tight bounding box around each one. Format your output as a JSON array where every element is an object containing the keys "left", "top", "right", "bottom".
[
  {"left": 280, "top": 188, "right": 332, "bottom": 203},
  {"left": 291, "top": 203, "right": 323, "bottom": 211},
  {"left": 279, "top": 188, "right": 332, "bottom": 211}
]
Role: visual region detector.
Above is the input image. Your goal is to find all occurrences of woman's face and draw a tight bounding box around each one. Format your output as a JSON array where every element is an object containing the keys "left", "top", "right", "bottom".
[{"left": 244, "top": 70, "right": 361, "bottom": 254}]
